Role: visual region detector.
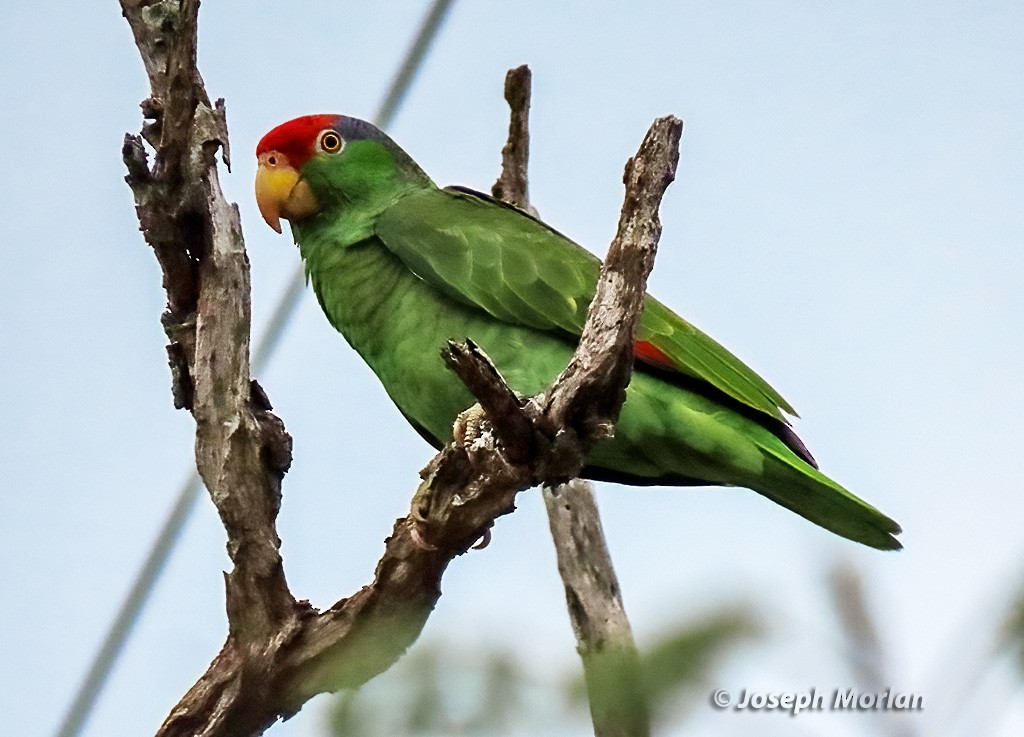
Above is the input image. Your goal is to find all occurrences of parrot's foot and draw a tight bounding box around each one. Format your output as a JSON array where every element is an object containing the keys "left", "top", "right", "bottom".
[{"left": 453, "top": 404, "right": 491, "bottom": 450}]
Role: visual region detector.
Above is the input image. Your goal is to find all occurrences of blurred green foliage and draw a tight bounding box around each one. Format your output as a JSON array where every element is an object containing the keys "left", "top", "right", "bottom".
[
  {"left": 640, "top": 610, "right": 761, "bottom": 722},
  {"left": 326, "top": 606, "right": 760, "bottom": 736},
  {"left": 323, "top": 565, "right": 1024, "bottom": 737}
]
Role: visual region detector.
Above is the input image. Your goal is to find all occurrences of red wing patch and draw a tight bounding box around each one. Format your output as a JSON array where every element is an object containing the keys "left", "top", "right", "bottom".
[{"left": 633, "top": 340, "right": 677, "bottom": 372}]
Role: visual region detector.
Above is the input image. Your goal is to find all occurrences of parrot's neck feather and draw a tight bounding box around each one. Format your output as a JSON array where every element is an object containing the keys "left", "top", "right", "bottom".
[{"left": 294, "top": 193, "right": 426, "bottom": 364}]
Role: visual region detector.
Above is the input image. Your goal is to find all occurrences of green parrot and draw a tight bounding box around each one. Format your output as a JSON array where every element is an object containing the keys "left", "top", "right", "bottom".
[{"left": 255, "top": 114, "right": 901, "bottom": 550}]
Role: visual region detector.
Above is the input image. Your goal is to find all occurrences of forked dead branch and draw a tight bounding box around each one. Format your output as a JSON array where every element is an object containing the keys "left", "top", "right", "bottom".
[{"left": 120, "top": 2, "right": 680, "bottom": 735}]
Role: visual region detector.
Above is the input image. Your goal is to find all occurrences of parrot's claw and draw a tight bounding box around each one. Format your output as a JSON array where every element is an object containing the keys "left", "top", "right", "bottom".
[{"left": 471, "top": 528, "right": 492, "bottom": 550}]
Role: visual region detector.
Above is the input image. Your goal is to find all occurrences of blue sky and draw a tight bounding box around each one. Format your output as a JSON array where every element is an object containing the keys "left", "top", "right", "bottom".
[{"left": 2, "top": 2, "right": 1023, "bottom": 735}]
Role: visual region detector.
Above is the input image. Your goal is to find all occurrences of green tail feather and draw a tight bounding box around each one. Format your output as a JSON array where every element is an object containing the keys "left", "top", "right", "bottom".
[{"left": 751, "top": 446, "right": 902, "bottom": 551}]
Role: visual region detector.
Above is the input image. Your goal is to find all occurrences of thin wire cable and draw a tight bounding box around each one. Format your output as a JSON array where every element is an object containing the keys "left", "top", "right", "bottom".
[
  {"left": 53, "top": 3, "right": 457, "bottom": 736},
  {"left": 53, "top": 474, "right": 203, "bottom": 737}
]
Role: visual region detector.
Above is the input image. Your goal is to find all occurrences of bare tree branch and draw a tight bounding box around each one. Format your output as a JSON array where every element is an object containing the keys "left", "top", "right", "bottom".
[
  {"left": 546, "top": 480, "right": 650, "bottom": 737},
  {"left": 121, "top": 4, "right": 681, "bottom": 735},
  {"left": 491, "top": 65, "right": 537, "bottom": 216},
  {"left": 491, "top": 64, "right": 665, "bottom": 737},
  {"left": 442, "top": 339, "right": 535, "bottom": 464},
  {"left": 544, "top": 116, "right": 680, "bottom": 436},
  {"left": 121, "top": 0, "right": 297, "bottom": 642}
]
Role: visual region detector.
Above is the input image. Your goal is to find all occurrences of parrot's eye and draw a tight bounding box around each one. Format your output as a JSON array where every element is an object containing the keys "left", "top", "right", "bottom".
[{"left": 317, "top": 130, "right": 344, "bottom": 155}]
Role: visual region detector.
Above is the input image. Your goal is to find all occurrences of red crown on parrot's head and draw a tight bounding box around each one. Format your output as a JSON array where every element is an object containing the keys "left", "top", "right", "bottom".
[{"left": 257, "top": 114, "right": 341, "bottom": 169}]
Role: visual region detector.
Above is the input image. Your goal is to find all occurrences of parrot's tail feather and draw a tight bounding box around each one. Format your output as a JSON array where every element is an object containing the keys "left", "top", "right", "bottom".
[
  {"left": 751, "top": 447, "right": 902, "bottom": 551},
  {"left": 635, "top": 363, "right": 820, "bottom": 469}
]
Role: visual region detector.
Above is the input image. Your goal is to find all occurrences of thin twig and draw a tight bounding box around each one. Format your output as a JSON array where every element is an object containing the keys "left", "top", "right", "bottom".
[{"left": 491, "top": 65, "right": 537, "bottom": 216}]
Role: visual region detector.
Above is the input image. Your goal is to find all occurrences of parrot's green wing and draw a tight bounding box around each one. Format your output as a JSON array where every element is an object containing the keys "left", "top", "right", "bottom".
[{"left": 375, "top": 186, "right": 795, "bottom": 421}]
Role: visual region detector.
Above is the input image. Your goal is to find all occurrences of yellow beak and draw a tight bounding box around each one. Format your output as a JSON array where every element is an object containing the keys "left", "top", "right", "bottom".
[{"left": 255, "top": 153, "right": 320, "bottom": 233}]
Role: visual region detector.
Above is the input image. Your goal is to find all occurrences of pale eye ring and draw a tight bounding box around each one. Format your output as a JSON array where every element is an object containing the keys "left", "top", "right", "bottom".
[{"left": 317, "top": 130, "right": 344, "bottom": 154}]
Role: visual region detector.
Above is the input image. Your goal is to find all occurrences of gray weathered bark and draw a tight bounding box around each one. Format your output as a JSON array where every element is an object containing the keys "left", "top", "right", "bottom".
[
  {"left": 492, "top": 64, "right": 652, "bottom": 737},
  {"left": 120, "top": 5, "right": 681, "bottom": 735}
]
